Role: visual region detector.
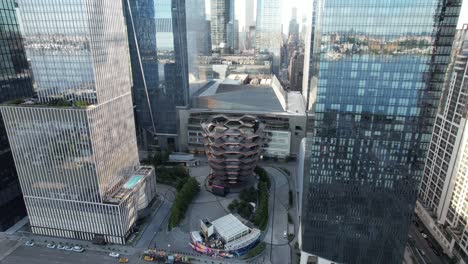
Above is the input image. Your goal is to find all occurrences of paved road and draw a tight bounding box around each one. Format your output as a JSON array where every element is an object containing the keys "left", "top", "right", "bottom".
[
  {"left": 263, "top": 166, "right": 291, "bottom": 264},
  {"left": 135, "top": 185, "right": 175, "bottom": 249},
  {"left": 0, "top": 245, "right": 137, "bottom": 264},
  {"left": 408, "top": 220, "right": 450, "bottom": 264}
]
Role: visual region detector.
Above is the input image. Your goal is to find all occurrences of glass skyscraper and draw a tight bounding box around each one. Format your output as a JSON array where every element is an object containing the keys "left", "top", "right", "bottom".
[
  {"left": 125, "top": 0, "right": 188, "bottom": 151},
  {"left": 0, "top": 0, "right": 33, "bottom": 231},
  {"left": 186, "top": 0, "right": 211, "bottom": 79},
  {"left": 301, "top": 0, "right": 461, "bottom": 263},
  {"left": 1, "top": 0, "right": 147, "bottom": 244},
  {"left": 210, "top": 0, "right": 233, "bottom": 54},
  {"left": 256, "top": 0, "right": 281, "bottom": 74}
]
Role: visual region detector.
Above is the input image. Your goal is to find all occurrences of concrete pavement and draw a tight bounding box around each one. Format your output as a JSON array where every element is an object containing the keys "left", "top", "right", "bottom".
[
  {"left": 263, "top": 166, "right": 292, "bottom": 264},
  {"left": 0, "top": 244, "right": 138, "bottom": 264},
  {"left": 135, "top": 185, "right": 175, "bottom": 249}
]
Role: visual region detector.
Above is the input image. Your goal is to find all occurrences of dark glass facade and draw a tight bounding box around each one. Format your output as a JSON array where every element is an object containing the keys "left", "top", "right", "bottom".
[
  {"left": 302, "top": 0, "right": 461, "bottom": 263},
  {"left": 0, "top": 0, "right": 33, "bottom": 230},
  {"left": 125, "top": 0, "right": 188, "bottom": 150}
]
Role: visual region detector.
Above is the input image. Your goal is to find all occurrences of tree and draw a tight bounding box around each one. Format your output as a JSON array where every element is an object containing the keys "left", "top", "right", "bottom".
[{"left": 228, "top": 199, "right": 239, "bottom": 212}]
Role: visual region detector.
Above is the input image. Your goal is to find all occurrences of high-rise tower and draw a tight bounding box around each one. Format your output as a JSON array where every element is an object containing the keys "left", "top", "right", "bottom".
[
  {"left": 1, "top": 0, "right": 155, "bottom": 244},
  {"left": 417, "top": 26, "right": 468, "bottom": 262},
  {"left": 125, "top": 0, "right": 189, "bottom": 151},
  {"left": 210, "top": 0, "right": 232, "bottom": 53},
  {"left": 255, "top": 0, "right": 281, "bottom": 74},
  {"left": 300, "top": 0, "right": 461, "bottom": 263},
  {"left": 241, "top": 0, "right": 255, "bottom": 50},
  {"left": 0, "top": 0, "right": 33, "bottom": 231}
]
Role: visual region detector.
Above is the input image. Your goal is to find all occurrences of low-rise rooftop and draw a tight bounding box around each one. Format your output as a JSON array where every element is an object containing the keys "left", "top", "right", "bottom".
[{"left": 191, "top": 75, "right": 306, "bottom": 115}]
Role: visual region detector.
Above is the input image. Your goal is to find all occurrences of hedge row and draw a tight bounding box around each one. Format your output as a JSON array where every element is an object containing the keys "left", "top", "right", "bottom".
[
  {"left": 253, "top": 182, "right": 269, "bottom": 230},
  {"left": 253, "top": 166, "right": 270, "bottom": 230},
  {"left": 254, "top": 166, "right": 271, "bottom": 189},
  {"left": 168, "top": 177, "right": 200, "bottom": 229}
]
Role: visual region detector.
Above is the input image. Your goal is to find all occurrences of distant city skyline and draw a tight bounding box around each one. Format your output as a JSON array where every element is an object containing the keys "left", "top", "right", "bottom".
[
  {"left": 205, "top": 0, "right": 312, "bottom": 35},
  {"left": 205, "top": 0, "right": 468, "bottom": 34}
]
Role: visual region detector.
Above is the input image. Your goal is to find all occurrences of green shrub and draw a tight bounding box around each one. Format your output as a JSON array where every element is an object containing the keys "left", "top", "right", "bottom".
[
  {"left": 228, "top": 199, "right": 239, "bottom": 212},
  {"left": 254, "top": 166, "right": 271, "bottom": 189},
  {"left": 48, "top": 99, "right": 71, "bottom": 107},
  {"left": 237, "top": 201, "right": 253, "bottom": 219},
  {"left": 288, "top": 213, "right": 293, "bottom": 224},
  {"left": 253, "top": 182, "right": 269, "bottom": 230},
  {"left": 251, "top": 166, "right": 270, "bottom": 230},
  {"left": 168, "top": 177, "right": 200, "bottom": 229},
  {"left": 289, "top": 190, "right": 293, "bottom": 206},
  {"left": 246, "top": 242, "right": 266, "bottom": 259},
  {"left": 239, "top": 187, "right": 257, "bottom": 203},
  {"left": 11, "top": 98, "right": 23, "bottom": 105},
  {"left": 156, "top": 165, "right": 189, "bottom": 188},
  {"left": 280, "top": 167, "right": 291, "bottom": 176},
  {"left": 74, "top": 100, "right": 89, "bottom": 107}
]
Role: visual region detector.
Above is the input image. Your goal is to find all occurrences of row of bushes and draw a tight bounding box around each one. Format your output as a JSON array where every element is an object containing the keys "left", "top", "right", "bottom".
[
  {"left": 253, "top": 181, "right": 269, "bottom": 230},
  {"left": 253, "top": 166, "right": 270, "bottom": 230},
  {"left": 254, "top": 166, "right": 271, "bottom": 189},
  {"left": 168, "top": 177, "right": 200, "bottom": 229}
]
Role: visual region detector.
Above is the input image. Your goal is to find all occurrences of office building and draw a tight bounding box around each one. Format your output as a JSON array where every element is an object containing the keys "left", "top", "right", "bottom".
[
  {"left": 300, "top": 0, "right": 461, "bottom": 263},
  {"left": 0, "top": 0, "right": 33, "bottom": 231},
  {"left": 124, "top": 0, "right": 159, "bottom": 150},
  {"left": 233, "top": 20, "right": 239, "bottom": 52},
  {"left": 240, "top": 0, "right": 255, "bottom": 50},
  {"left": 186, "top": 0, "right": 211, "bottom": 80},
  {"left": 125, "top": 0, "right": 189, "bottom": 151},
  {"left": 2, "top": 0, "right": 156, "bottom": 244},
  {"left": 289, "top": 7, "right": 299, "bottom": 37},
  {"left": 416, "top": 26, "right": 468, "bottom": 263},
  {"left": 255, "top": 0, "right": 281, "bottom": 74},
  {"left": 186, "top": 0, "right": 210, "bottom": 55},
  {"left": 210, "top": 0, "right": 233, "bottom": 53},
  {"left": 288, "top": 50, "right": 304, "bottom": 92}
]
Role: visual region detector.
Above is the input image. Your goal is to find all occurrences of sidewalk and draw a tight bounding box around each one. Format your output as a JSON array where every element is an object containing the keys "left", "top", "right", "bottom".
[
  {"left": 4, "top": 217, "right": 29, "bottom": 235},
  {"left": 5, "top": 231, "right": 138, "bottom": 256}
]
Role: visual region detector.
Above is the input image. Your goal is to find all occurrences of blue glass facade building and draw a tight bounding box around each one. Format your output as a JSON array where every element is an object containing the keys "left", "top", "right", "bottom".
[
  {"left": 301, "top": 0, "right": 461, "bottom": 263},
  {"left": 125, "top": 0, "right": 188, "bottom": 150},
  {"left": 0, "top": 0, "right": 33, "bottom": 230}
]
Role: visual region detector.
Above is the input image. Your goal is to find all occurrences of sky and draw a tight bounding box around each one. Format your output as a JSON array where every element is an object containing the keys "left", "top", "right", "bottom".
[{"left": 206, "top": 0, "right": 468, "bottom": 34}]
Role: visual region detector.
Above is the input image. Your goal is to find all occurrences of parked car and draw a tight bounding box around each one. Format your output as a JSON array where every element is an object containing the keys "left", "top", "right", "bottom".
[
  {"left": 72, "top": 246, "right": 84, "bottom": 252},
  {"left": 109, "top": 252, "right": 120, "bottom": 258},
  {"left": 119, "top": 257, "right": 129, "bottom": 263},
  {"left": 283, "top": 231, "right": 288, "bottom": 238},
  {"left": 57, "top": 244, "right": 65, "bottom": 250},
  {"left": 25, "top": 240, "right": 34, "bottom": 246},
  {"left": 46, "top": 243, "right": 56, "bottom": 249},
  {"left": 421, "top": 233, "right": 428, "bottom": 239},
  {"left": 64, "top": 246, "right": 73, "bottom": 251}
]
